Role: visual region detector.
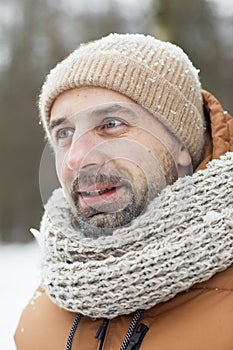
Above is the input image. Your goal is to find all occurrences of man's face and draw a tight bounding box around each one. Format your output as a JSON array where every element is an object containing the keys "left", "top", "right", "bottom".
[{"left": 49, "top": 87, "right": 190, "bottom": 237}]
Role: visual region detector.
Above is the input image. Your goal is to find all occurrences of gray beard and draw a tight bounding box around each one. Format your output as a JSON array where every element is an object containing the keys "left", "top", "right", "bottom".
[{"left": 72, "top": 187, "right": 147, "bottom": 239}]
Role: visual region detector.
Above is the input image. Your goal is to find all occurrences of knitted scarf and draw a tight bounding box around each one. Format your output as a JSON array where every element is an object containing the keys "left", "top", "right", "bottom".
[{"left": 37, "top": 153, "right": 233, "bottom": 319}]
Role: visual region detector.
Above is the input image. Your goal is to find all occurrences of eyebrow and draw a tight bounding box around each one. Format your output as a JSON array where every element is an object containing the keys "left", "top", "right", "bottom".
[
  {"left": 49, "top": 104, "right": 136, "bottom": 132},
  {"left": 49, "top": 117, "right": 67, "bottom": 132}
]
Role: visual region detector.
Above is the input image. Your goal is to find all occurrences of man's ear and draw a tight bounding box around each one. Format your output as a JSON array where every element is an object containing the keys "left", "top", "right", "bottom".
[
  {"left": 177, "top": 144, "right": 193, "bottom": 177},
  {"left": 178, "top": 144, "right": 192, "bottom": 167}
]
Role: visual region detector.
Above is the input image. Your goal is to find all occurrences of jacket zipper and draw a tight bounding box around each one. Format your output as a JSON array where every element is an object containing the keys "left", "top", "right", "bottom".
[
  {"left": 94, "top": 316, "right": 148, "bottom": 350},
  {"left": 95, "top": 318, "right": 109, "bottom": 350},
  {"left": 126, "top": 323, "right": 149, "bottom": 350}
]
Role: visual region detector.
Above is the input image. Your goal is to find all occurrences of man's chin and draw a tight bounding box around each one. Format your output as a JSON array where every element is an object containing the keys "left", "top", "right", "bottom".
[
  {"left": 73, "top": 213, "right": 118, "bottom": 238},
  {"left": 73, "top": 206, "right": 142, "bottom": 239},
  {"left": 77, "top": 211, "right": 132, "bottom": 229}
]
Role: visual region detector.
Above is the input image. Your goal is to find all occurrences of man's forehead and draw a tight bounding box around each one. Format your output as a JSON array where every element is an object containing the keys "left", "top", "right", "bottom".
[
  {"left": 49, "top": 101, "right": 150, "bottom": 132},
  {"left": 49, "top": 86, "right": 136, "bottom": 118},
  {"left": 51, "top": 86, "right": 136, "bottom": 112}
]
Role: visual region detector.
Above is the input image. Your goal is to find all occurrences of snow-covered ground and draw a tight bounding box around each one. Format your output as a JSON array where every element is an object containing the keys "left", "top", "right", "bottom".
[{"left": 0, "top": 242, "right": 40, "bottom": 350}]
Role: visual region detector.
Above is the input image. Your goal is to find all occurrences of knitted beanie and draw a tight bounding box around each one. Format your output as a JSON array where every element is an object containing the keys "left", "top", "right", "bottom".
[{"left": 39, "top": 33, "right": 205, "bottom": 166}]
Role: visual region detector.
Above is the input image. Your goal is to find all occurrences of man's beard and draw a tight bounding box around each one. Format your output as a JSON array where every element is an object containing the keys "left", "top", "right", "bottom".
[
  {"left": 70, "top": 171, "right": 149, "bottom": 238},
  {"left": 69, "top": 152, "right": 177, "bottom": 239}
]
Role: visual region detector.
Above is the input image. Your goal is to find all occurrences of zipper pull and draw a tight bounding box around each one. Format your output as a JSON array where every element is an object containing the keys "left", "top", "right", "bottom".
[
  {"left": 95, "top": 318, "right": 109, "bottom": 341},
  {"left": 127, "top": 323, "right": 149, "bottom": 350}
]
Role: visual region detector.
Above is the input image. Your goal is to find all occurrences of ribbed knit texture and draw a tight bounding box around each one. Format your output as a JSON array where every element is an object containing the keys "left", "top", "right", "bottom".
[
  {"left": 39, "top": 33, "right": 205, "bottom": 167},
  {"left": 36, "top": 153, "right": 233, "bottom": 319}
]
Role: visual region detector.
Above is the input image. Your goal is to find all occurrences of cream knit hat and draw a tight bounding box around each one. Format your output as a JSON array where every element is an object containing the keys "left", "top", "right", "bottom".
[{"left": 39, "top": 33, "right": 205, "bottom": 166}]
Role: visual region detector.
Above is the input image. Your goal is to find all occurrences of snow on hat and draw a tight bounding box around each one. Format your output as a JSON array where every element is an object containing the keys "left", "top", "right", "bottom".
[{"left": 39, "top": 33, "right": 205, "bottom": 166}]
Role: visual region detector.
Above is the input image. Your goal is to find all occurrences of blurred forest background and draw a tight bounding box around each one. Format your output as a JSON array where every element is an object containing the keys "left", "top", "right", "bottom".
[{"left": 0, "top": 0, "right": 232, "bottom": 242}]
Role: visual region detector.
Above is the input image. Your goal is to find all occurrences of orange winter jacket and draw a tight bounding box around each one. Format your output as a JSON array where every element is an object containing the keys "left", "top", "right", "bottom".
[{"left": 15, "top": 90, "right": 233, "bottom": 350}]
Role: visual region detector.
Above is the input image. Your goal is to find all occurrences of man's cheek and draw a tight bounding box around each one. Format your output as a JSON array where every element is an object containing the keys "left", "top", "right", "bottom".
[{"left": 55, "top": 155, "right": 69, "bottom": 185}]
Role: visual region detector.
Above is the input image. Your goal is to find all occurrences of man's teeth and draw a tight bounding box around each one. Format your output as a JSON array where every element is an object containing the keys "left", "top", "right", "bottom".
[{"left": 81, "top": 187, "right": 115, "bottom": 196}]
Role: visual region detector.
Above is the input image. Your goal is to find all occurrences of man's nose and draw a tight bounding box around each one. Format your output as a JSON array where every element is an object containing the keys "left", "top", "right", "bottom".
[{"left": 65, "top": 131, "right": 106, "bottom": 171}]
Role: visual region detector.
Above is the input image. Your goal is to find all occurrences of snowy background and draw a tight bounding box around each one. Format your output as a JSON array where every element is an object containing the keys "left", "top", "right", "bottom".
[{"left": 0, "top": 242, "right": 40, "bottom": 350}]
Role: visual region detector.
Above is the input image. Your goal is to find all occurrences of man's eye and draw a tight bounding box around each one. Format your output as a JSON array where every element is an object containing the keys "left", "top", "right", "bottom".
[
  {"left": 97, "top": 118, "right": 128, "bottom": 135},
  {"left": 56, "top": 128, "right": 74, "bottom": 140},
  {"left": 101, "top": 119, "right": 124, "bottom": 129},
  {"left": 105, "top": 119, "right": 122, "bottom": 128}
]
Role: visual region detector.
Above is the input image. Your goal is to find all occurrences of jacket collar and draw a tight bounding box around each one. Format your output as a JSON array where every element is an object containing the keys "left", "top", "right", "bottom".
[{"left": 196, "top": 90, "right": 233, "bottom": 171}]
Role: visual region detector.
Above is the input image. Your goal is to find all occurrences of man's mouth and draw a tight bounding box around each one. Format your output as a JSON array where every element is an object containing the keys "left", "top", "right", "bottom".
[
  {"left": 79, "top": 186, "right": 117, "bottom": 197},
  {"left": 77, "top": 183, "right": 131, "bottom": 211}
]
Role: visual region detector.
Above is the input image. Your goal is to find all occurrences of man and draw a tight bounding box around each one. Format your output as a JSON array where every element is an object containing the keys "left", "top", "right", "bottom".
[{"left": 15, "top": 34, "right": 233, "bottom": 349}]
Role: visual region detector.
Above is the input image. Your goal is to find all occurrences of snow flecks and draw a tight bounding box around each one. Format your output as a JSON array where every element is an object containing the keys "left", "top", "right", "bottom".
[
  {"left": 149, "top": 50, "right": 155, "bottom": 55},
  {"left": 29, "top": 290, "right": 42, "bottom": 311},
  {"left": 203, "top": 210, "right": 221, "bottom": 223},
  {"left": 223, "top": 110, "right": 228, "bottom": 115},
  {"left": 31, "top": 290, "right": 43, "bottom": 302},
  {"left": 148, "top": 77, "right": 156, "bottom": 83}
]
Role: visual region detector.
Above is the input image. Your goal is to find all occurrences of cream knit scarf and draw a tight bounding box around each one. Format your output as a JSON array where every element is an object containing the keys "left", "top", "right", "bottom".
[{"left": 37, "top": 153, "right": 233, "bottom": 319}]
